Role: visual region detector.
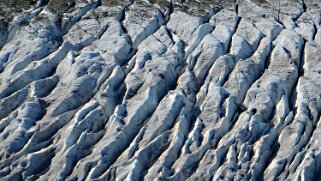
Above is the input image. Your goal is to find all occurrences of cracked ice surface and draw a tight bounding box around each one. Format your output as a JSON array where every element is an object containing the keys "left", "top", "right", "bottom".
[{"left": 1, "top": 0, "right": 321, "bottom": 180}]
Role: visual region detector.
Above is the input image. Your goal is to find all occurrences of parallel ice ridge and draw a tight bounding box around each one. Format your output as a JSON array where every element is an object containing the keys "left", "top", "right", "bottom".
[{"left": 0, "top": 0, "right": 321, "bottom": 180}]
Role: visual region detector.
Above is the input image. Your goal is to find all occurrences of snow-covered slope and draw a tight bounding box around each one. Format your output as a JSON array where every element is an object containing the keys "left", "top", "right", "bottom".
[{"left": 1, "top": 0, "right": 321, "bottom": 180}]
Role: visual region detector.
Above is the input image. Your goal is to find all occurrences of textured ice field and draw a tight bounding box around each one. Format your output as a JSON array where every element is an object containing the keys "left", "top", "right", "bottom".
[{"left": 1, "top": 0, "right": 321, "bottom": 180}]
